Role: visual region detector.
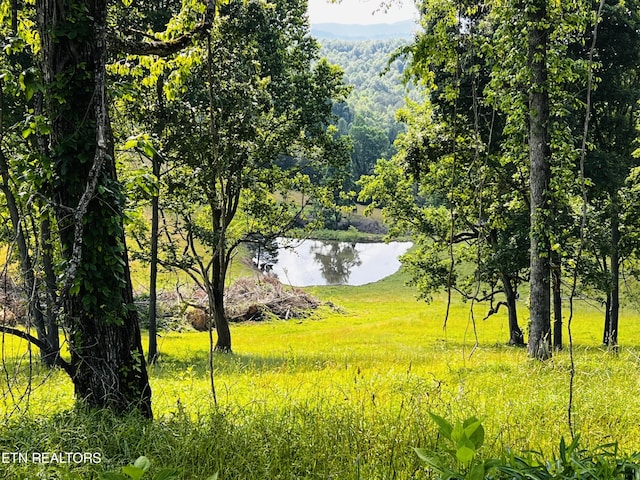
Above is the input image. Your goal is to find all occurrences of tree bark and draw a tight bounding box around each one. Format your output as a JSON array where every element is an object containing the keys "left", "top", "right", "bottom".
[
  {"left": 41, "top": 216, "right": 60, "bottom": 358},
  {"left": 147, "top": 157, "right": 160, "bottom": 364},
  {"left": 0, "top": 10, "right": 59, "bottom": 368},
  {"left": 0, "top": 149, "right": 59, "bottom": 366},
  {"left": 147, "top": 76, "right": 165, "bottom": 365},
  {"left": 604, "top": 199, "right": 620, "bottom": 346},
  {"left": 527, "top": 0, "right": 552, "bottom": 360},
  {"left": 501, "top": 273, "right": 524, "bottom": 345},
  {"left": 212, "top": 254, "right": 232, "bottom": 352},
  {"left": 552, "top": 250, "right": 562, "bottom": 350},
  {"left": 37, "top": 0, "right": 152, "bottom": 416}
]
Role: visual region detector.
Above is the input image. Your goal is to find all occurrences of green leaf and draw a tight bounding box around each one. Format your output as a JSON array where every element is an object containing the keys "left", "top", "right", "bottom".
[
  {"left": 141, "top": 141, "right": 159, "bottom": 159},
  {"left": 455, "top": 443, "right": 476, "bottom": 465},
  {"left": 451, "top": 422, "right": 465, "bottom": 444},
  {"left": 467, "top": 463, "right": 485, "bottom": 480},
  {"left": 414, "top": 447, "right": 439, "bottom": 466},
  {"left": 559, "top": 436, "right": 567, "bottom": 464},
  {"left": 414, "top": 448, "right": 458, "bottom": 477},
  {"left": 121, "top": 465, "right": 145, "bottom": 480},
  {"left": 123, "top": 136, "right": 140, "bottom": 150},
  {"left": 154, "top": 469, "right": 180, "bottom": 480},
  {"left": 133, "top": 456, "right": 151, "bottom": 472},
  {"left": 206, "top": 474, "right": 219, "bottom": 480},
  {"left": 429, "top": 412, "right": 453, "bottom": 440},
  {"left": 69, "top": 281, "right": 81, "bottom": 296},
  {"left": 463, "top": 417, "right": 484, "bottom": 449}
]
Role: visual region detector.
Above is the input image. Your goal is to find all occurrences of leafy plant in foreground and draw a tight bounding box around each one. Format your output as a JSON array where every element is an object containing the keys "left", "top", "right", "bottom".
[
  {"left": 415, "top": 413, "right": 499, "bottom": 480},
  {"left": 416, "top": 414, "right": 640, "bottom": 479},
  {"left": 499, "top": 437, "right": 640, "bottom": 480}
]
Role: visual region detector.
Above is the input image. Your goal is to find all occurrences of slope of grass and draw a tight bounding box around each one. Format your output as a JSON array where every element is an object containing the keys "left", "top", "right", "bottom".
[{"left": 1, "top": 268, "right": 640, "bottom": 478}]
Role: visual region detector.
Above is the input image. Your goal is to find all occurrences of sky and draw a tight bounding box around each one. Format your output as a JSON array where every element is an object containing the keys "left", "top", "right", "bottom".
[{"left": 307, "top": 0, "right": 419, "bottom": 25}]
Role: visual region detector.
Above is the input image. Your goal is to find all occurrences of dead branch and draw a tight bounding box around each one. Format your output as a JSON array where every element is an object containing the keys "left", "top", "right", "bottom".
[
  {"left": 0, "top": 326, "right": 74, "bottom": 376},
  {"left": 483, "top": 301, "right": 508, "bottom": 321},
  {"left": 109, "top": 24, "right": 209, "bottom": 57},
  {"left": 108, "top": 0, "right": 216, "bottom": 57}
]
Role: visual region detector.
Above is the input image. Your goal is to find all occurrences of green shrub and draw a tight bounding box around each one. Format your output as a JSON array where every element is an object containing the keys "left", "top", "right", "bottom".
[{"left": 415, "top": 414, "right": 640, "bottom": 480}]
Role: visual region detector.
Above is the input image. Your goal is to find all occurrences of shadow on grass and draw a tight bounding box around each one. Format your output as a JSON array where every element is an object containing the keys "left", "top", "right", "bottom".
[
  {"left": 147, "top": 342, "right": 640, "bottom": 380},
  {"left": 148, "top": 350, "right": 341, "bottom": 379}
]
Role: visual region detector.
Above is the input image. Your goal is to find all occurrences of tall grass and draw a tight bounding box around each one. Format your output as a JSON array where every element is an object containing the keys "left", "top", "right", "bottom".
[{"left": 2, "top": 269, "right": 640, "bottom": 478}]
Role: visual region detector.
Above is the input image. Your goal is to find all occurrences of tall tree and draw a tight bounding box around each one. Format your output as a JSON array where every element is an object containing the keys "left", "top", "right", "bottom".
[
  {"left": 581, "top": 0, "right": 640, "bottom": 347},
  {"left": 360, "top": 0, "right": 530, "bottom": 345},
  {"left": 116, "top": 0, "right": 181, "bottom": 365},
  {"left": 362, "top": 0, "right": 597, "bottom": 350},
  {"left": 0, "top": 0, "right": 62, "bottom": 367},
  {"left": 33, "top": 0, "right": 153, "bottom": 414},
  {"left": 527, "top": 0, "right": 553, "bottom": 359},
  {"left": 349, "top": 114, "right": 393, "bottom": 180},
  {"left": 157, "top": 0, "right": 349, "bottom": 352},
  {"left": 487, "top": 0, "right": 591, "bottom": 353},
  {"left": 0, "top": 0, "right": 215, "bottom": 414}
]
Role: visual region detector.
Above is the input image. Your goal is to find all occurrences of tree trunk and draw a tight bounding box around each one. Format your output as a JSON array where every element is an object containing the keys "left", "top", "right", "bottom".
[
  {"left": 212, "top": 254, "right": 232, "bottom": 352},
  {"left": 604, "top": 201, "right": 620, "bottom": 346},
  {"left": 37, "top": 0, "right": 152, "bottom": 416},
  {"left": 603, "top": 291, "right": 612, "bottom": 341},
  {"left": 552, "top": 251, "right": 562, "bottom": 350},
  {"left": 527, "top": 0, "right": 552, "bottom": 360},
  {"left": 0, "top": 26, "right": 59, "bottom": 368},
  {"left": 0, "top": 150, "right": 59, "bottom": 366},
  {"left": 501, "top": 273, "right": 524, "bottom": 345},
  {"left": 147, "top": 160, "right": 160, "bottom": 364},
  {"left": 147, "top": 77, "right": 165, "bottom": 365},
  {"left": 212, "top": 289, "right": 231, "bottom": 352}
]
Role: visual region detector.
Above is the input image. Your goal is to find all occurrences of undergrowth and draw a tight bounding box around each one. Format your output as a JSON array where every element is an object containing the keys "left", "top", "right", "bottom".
[
  {"left": 2, "top": 407, "right": 640, "bottom": 479},
  {"left": 0, "top": 403, "right": 432, "bottom": 479}
]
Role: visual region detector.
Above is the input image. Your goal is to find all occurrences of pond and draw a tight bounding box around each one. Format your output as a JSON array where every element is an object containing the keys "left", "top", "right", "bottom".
[{"left": 252, "top": 237, "right": 413, "bottom": 287}]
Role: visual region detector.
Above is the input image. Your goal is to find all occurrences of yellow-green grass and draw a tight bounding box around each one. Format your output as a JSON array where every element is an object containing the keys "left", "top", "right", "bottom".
[
  {"left": 2, "top": 268, "right": 640, "bottom": 477},
  {"left": 147, "top": 273, "right": 640, "bottom": 451}
]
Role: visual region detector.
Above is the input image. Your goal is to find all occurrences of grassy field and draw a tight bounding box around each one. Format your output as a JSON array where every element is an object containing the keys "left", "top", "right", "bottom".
[{"left": 2, "top": 267, "right": 640, "bottom": 478}]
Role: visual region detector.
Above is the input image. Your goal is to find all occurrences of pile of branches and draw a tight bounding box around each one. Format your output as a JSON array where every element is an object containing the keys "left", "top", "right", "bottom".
[
  {"left": 225, "top": 276, "right": 321, "bottom": 322},
  {"left": 0, "top": 273, "right": 26, "bottom": 326}
]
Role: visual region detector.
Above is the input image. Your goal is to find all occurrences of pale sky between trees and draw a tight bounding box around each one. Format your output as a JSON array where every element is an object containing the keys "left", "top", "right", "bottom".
[{"left": 307, "top": 0, "right": 419, "bottom": 25}]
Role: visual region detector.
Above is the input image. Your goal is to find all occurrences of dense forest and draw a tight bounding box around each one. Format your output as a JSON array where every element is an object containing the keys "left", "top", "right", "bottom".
[{"left": 320, "top": 38, "right": 413, "bottom": 184}]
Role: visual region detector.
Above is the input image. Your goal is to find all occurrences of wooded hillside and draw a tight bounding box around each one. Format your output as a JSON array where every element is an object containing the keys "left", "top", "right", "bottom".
[{"left": 319, "top": 38, "right": 416, "bottom": 183}]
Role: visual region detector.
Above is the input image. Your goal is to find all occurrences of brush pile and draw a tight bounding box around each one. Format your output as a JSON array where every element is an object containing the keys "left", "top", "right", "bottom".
[
  {"left": 225, "top": 276, "right": 321, "bottom": 322},
  {"left": 0, "top": 273, "right": 26, "bottom": 326}
]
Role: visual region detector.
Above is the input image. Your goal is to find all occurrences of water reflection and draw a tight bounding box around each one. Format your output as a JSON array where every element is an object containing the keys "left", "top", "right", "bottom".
[
  {"left": 309, "top": 241, "right": 362, "bottom": 285},
  {"left": 251, "top": 237, "right": 412, "bottom": 286},
  {"left": 250, "top": 237, "right": 279, "bottom": 273}
]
